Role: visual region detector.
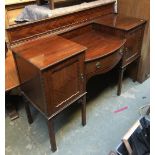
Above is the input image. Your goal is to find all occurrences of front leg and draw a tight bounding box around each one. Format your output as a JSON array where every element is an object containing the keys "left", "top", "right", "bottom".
[
  {"left": 81, "top": 95, "right": 86, "bottom": 126},
  {"left": 117, "top": 67, "right": 126, "bottom": 96},
  {"left": 23, "top": 96, "right": 33, "bottom": 124},
  {"left": 47, "top": 118, "right": 57, "bottom": 152}
]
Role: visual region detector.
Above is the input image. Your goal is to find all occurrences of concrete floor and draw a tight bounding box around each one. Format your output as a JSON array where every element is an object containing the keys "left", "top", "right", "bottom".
[{"left": 5, "top": 76, "right": 150, "bottom": 155}]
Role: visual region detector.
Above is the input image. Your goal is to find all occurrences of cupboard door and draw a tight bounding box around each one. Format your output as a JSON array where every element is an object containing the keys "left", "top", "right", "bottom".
[
  {"left": 123, "top": 27, "right": 143, "bottom": 65},
  {"left": 43, "top": 53, "right": 85, "bottom": 116}
]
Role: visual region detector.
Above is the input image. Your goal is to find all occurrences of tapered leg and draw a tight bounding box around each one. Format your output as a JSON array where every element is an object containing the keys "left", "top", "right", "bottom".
[
  {"left": 133, "top": 57, "right": 141, "bottom": 82},
  {"left": 117, "top": 67, "right": 126, "bottom": 96},
  {"left": 47, "top": 119, "right": 57, "bottom": 152},
  {"left": 81, "top": 95, "right": 86, "bottom": 126},
  {"left": 24, "top": 97, "right": 33, "bottom": 124}
]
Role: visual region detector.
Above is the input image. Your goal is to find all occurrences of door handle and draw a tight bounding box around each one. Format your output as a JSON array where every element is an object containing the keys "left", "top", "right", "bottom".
[{"left": 80, "top": 73, "right": 84, "bottom": 81}]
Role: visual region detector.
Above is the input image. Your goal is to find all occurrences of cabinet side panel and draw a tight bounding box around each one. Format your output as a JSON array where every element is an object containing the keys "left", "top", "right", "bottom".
[{"left": 14, "top": 54, "right": 46, "bottom": 113}]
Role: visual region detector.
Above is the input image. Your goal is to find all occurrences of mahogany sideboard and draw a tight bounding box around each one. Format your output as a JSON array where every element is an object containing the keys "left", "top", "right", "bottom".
[{"left": 6, "top": 1, "right": 146, "bottom": 152}]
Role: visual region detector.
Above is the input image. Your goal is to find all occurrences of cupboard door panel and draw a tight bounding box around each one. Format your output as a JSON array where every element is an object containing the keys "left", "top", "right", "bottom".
[
  {"left": 43, "top": 53, "right": 85, "bottom": 115},
  {"left": 123, "top": 28, "right": 143, "bottom": 65}
]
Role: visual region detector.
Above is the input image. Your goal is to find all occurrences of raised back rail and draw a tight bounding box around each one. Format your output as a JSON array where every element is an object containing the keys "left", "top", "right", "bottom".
[{"left": 6, "top": 2, "right": 115, "bottom": 45}]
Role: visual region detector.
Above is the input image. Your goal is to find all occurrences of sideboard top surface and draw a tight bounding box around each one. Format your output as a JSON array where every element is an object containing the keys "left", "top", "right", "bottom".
[
  {"left": 95, "top": 14, "right": 146, "bottom": 31},
  {"left": 66, "top": 28, "right": 126, "bottom": 62},
  {"left": 12, "top": 35, "right": 87, "bottom": 70}
]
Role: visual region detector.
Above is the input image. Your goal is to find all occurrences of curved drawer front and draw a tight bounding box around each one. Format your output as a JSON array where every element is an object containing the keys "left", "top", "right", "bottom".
[{"left": 86, "top": 48, "right": 123, "bottom": 79}]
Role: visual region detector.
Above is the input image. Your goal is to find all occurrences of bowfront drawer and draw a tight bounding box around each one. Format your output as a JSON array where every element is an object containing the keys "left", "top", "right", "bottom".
[{"left": 86, "top": 48, "right": 123, "bottom": 79}]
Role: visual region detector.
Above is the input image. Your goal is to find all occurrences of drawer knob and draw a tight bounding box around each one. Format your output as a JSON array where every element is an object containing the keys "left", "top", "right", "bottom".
[{"left": 96, "top": 61, "right": 101, "bottom": 69}]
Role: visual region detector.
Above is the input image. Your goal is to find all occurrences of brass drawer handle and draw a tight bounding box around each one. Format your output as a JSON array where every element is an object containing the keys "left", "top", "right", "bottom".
[{"left": 96, "top": 61, "right": 101, "bottom": 69}]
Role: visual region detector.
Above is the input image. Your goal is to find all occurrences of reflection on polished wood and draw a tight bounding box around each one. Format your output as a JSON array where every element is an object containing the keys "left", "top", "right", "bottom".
[
  {"left": 62, "top": 24, "right": 125, "bottom": 62},
  {"left": 95, "top": 14, "right": 146, "bottom": 31},
  {"left": 12, "top": 35, "right": 87, "bottom": 70},
  {"left": 5, "top": 51, "right": 19, "bottom": 92}
]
